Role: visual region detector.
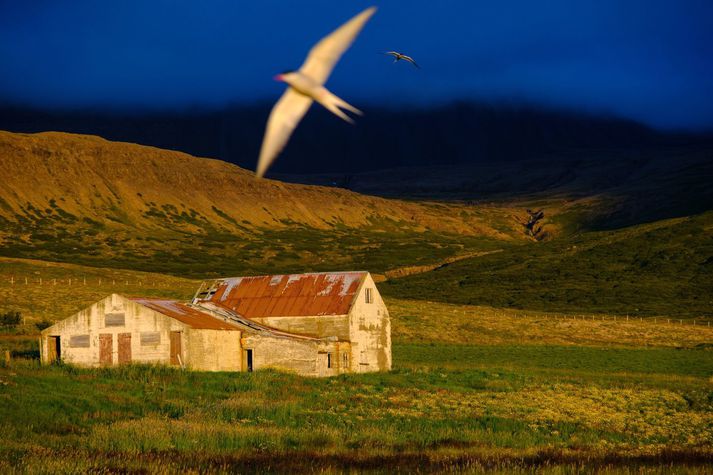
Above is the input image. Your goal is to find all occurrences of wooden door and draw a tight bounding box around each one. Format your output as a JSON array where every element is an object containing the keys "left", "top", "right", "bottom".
[
  {"left": 170, "top": 331, "right": 182, "bottom": 366},
  {"left": 317, "top": 352, "right": 329, "bottom": 377},
  {"left": 99, "top": 334, "right": 113, "bottom": 366},
  {"left": 47, "top": 336, "right": 60, "bottom": 363},
  {"left": 118, "top": 333, "right": 132, "bottom": 365}
]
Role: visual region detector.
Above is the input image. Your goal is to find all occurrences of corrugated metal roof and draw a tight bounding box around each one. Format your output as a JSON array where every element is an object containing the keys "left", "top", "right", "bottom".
[
  {"left": 130, "top": 298, "right": 238, "bottom": 330},
  {"left": 199, "top": 271, "right": 367, "bottom": 318}
]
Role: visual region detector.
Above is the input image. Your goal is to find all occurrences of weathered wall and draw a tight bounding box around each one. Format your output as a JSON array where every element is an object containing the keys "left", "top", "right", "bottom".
[
  {"left": 40, "top": 294, "right": 241, "bottom": 371},
  {"left": 186, "top": 329, "right": 241, "bottom": 371},
  {"left": 241, "top": 334, "right": 350, "bottom": 377},
  {"left": 249, "top": 315, "right": 349, "bottom": 340},
  {"left": 348, "top": 274, "right": 392, "bottom": 372}
]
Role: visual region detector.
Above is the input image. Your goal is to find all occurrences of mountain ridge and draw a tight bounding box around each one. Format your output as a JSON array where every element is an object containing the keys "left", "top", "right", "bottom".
[
  {"left": 0, "top": 130, "right": 524, "bottom": 277},
  {"left": 0, "top": 130, "right": 519, "bottom": 236},
  {"left": 2, "top": 101, "right": 694, "bottom": 175}
]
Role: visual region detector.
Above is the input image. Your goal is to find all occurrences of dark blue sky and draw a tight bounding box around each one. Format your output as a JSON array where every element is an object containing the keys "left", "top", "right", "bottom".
[{"left": 1, "top": 0, "right": 712, "bottom": 130}]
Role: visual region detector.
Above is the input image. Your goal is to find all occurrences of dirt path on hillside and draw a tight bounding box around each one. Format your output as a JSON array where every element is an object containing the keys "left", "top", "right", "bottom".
[{"left": 374, "top": 249, "right": 503, "bottom": 282}]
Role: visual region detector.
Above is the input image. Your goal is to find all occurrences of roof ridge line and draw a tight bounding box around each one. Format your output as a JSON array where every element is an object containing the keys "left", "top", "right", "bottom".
[
  {"left": 214, "top": 270, "right": 368, "bottom": 280},
  {"left": 192, "top": 302, "right": 324, "bottom": 341}
]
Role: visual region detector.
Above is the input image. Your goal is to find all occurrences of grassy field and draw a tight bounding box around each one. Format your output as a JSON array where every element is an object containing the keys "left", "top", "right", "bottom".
[
  {"left": 1, "top": 347, "right": 710, "bottom": 473},
  {"left": 1, "top": 283, "right": 712, "bottom": 473},
  {"left": 387, "top": 298, "right": 713, "bottom": 348}
]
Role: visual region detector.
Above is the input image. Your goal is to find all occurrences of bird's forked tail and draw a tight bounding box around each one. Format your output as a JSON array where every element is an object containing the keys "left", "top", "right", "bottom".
[{"left": 317, "top": 90, "right": 363, "bottom": 124}]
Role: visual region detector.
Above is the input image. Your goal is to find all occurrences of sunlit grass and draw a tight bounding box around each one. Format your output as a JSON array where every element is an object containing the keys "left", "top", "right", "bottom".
[{"left": 1, "top": 339, "right": 711, "bottom": 472}]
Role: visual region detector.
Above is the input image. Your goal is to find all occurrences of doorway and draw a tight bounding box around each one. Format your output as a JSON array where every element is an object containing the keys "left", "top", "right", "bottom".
[
  {"left": 99, "top": 334, "right": 112, "bottom": 366},
  {"left": 244, "top": 349, "right": 253, "bottom": 372},
  {"left": 170, "top": 331, "right": 182, "bottom": 366},
  {"left": 47, "top": 336, "right": 61, "bottom": 363},
  {"left": 118, "top": 333, "right": 132, "bottom": 364}
]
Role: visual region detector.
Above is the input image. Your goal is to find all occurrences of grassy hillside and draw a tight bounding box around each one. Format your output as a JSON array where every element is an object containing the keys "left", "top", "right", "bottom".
[
  {"left": 0, "top": 257, "right": 198, "bottom": 326},
  {"left": 0, "top": 130, "right": 525, "bottom": 277},
  {"left": 383, "top": 212, "right": 713, "bottom": 318}
]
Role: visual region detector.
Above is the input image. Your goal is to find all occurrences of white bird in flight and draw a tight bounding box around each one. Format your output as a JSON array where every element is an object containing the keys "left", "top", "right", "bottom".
[
  {"left": 255, "top": 7, "right": 376, "bottom": 178},
  {"left": 384, "top": 51, "right": 420, "bottom": 68}
]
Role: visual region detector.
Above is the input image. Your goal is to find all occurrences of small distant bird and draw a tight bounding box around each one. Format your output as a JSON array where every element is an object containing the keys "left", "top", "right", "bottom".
[
  {"left": 383, "top": 51, "right": 420, "bottom": 68},
  {"left": 255, "top": 7, "right": 376, "bottom": 178}
]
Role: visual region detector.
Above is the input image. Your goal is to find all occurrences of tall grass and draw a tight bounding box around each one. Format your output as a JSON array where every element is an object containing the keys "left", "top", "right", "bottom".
[{"left": 1, "top": 343, "right": 711, "bottom": 472}]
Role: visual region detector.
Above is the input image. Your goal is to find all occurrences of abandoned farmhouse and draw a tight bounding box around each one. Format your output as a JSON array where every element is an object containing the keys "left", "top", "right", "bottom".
[{"left": 40, "top": 271, "right": 391, "bottom": 376}]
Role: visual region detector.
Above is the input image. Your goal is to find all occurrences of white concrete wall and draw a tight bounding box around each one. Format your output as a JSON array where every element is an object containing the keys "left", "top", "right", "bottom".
[
  {"left": 348, "top": 274, "right": 392, "bottom": 372},
  {"left": 186, "top": 329, "right": 241, "bottom": 371},
  {"left": 241, "top": 334, "right": 348, "bottom": 377},
  {"left": 40, "top": 294, "right": 241, "bottom": 371}
]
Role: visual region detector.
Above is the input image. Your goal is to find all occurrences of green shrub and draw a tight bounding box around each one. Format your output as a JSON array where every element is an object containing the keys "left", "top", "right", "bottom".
[
  {"left": 0, "top": 311, "right": 21, "bottom": 326},
  {"left": 34, "top": 319, "right": 52, "bottom": 331}
]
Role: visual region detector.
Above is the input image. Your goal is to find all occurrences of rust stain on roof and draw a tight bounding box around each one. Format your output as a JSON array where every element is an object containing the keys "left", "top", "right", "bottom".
[
  {"left": 201, "top": 272, "right": 367, "bottom": 318},
  {"left": 130, "top": 298, "right": 237, "bottom": 330}
]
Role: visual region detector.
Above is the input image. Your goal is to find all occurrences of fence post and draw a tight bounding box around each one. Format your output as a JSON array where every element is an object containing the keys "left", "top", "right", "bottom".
[
  {"left": 10, "top": 276, "right": 13, "bottom": 285},
  {"left": 3, "top": 350, "right": 9, "bottom": 366},
  {"left": 25, "top": 277, "right": 28, "bottom": 285}
]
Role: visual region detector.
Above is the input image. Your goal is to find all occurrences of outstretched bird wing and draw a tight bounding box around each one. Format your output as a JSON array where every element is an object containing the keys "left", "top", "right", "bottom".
[
  {"left": 402, "top": 55, "right": 420, "bottom": 68},
  {"left": 300, "top": 7, "right": 376, "bottom": 85},
  {"left": 256, "top": 89, "right": 313, "bottom": 178}
]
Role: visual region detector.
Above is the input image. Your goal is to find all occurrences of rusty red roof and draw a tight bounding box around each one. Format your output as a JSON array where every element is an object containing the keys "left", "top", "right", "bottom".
[
  {"left": 130, "top": 298, "right": 237, "bottom": 330},
  {"left": 199, "top": 272, "right": 367, "bottom": 318}
]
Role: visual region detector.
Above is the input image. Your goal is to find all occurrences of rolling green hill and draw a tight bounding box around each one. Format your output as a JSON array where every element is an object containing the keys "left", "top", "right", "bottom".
[{"left": 383, "top": 211, "right": 713, "bottom": 318}]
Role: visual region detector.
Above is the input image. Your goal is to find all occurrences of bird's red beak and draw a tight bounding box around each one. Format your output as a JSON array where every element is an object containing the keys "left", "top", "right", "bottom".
[{"left": 273, "top": 74, "right": 283, "bottom": 82}]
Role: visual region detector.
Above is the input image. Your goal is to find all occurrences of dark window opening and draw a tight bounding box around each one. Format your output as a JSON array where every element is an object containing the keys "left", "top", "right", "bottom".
[
  {"left": 105, "top": 312, "right": 125, "bottom": 327},
  {"left": 327, "top": 352, "right": 332, "bottom": 369},
  {"left": 246, "top": 349, "right": 253, "bottom": 372},
  {"left": 69, "top": 334, "right": 90, "bottom": 348},
  {"left": 140, "top": 331, "right": 160, "bottom": 346}
]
